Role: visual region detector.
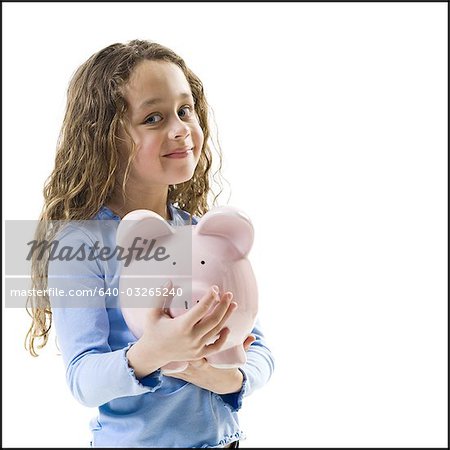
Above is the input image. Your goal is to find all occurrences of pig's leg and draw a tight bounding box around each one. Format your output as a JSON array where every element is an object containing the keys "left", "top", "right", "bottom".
[
  {"left": 161, "top": 361, "right": 189, "bottom": 374},
  {"left": 207, "top": 344, "right": 247, "bottom": 369}
]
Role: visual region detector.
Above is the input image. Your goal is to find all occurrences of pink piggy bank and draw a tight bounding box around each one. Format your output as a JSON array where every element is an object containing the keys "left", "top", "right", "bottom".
[{"left": 116, "top": 206, "right": 258, "bottom": 374}]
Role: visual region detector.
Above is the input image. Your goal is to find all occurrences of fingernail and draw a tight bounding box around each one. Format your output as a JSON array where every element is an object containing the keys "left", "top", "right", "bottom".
[
  {"left": 231, "top": 302, "right": 238, "bottom": 309},
  {"left": 211, "top": 285, "right": 219, "bottom": 294},
  {"left": 163, "top": 280, "right": 171, "bottom": 288},
  {"left": 227, "top": 292, "right": 233, "bottom": 300}
]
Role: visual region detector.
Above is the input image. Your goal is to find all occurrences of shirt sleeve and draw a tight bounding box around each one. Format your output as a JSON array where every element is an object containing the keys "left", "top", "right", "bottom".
[
  {"left": 217, "top": 318, "right": 275, "bottom": 411},
  {"left": 48, "top": 226, "right": 163, "bottom": 408}
]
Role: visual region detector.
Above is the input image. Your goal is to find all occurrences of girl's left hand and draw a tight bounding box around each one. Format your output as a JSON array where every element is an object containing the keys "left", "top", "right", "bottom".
[{"left": 165, "top": 334, "right": 256, "bottom": 395}]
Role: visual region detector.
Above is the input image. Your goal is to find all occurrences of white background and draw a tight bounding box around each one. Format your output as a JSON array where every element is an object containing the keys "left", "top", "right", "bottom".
[{"left": 2, "top": 2, "right": 447, "bottom": 448}]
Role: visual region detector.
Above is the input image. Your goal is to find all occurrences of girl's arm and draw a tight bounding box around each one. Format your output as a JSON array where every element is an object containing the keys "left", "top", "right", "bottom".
[
  {"left": 48, "top": 229, "right": 162, "bottom": 408},
  {"left": 240, "top": 318, "right": 275, "bottom": 394}
]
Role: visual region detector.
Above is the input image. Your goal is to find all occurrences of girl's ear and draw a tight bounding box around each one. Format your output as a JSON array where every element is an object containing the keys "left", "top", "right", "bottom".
[
  {"left": 195, "top": 206, "right": 254, "bottom": 257},
  {"left": 116, "top": 209, "right": 174, "bottom": 249}
]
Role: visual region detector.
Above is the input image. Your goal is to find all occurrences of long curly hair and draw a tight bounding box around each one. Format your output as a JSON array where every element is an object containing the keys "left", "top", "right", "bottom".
[{"left": 25, "top": 39, "right": 226, "bottom": 356}]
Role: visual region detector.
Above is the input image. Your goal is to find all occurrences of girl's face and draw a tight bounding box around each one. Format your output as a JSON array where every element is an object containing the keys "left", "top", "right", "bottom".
[{"left": 121, "top": 60, "right": 204, "bottom": 188}]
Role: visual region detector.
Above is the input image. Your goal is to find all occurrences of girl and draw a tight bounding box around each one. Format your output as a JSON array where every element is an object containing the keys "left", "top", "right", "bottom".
[{"left": 26, "top": 39, "right": 274, "bottom": 448}]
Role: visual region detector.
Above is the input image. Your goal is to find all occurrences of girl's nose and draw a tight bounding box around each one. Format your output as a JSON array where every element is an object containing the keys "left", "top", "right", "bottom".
[{"left": 168, "top": 117, "right": 190, "bottom": 140}]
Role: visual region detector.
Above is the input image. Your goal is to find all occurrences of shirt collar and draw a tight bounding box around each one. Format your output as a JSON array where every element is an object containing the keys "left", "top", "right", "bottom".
[{"left": 96, "top": 203, "right": 196, "bottom": 225}]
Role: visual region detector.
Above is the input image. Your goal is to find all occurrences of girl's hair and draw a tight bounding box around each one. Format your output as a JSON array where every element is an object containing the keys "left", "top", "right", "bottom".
[{"left": 26, "top": 39, "right": 225, "bottom": 356}]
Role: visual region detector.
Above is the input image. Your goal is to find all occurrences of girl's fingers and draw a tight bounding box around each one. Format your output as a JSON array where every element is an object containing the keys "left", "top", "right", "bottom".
[
  {"left": 183, "top": 286, "right": 220, "bottom": 325},
  {"left": 243, "top": 334, "right": 256, "bottom": 351},
  {"left": 195, "top": 292, "right": 234, "bottom": 335},
  {"left": 202, "top": 300, "right": 237, "bottom": 343},
  {"left": 203, "top": 327, "right": 230, "bottom": 357},
  {"left": 147, "top": 280, "right": 174, "bottom": 318}
]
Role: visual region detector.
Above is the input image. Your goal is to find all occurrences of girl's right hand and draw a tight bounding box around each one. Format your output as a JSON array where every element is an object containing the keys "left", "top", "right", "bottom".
[{"left": 126, "top": 281, "right": 237, "bottom": 379}]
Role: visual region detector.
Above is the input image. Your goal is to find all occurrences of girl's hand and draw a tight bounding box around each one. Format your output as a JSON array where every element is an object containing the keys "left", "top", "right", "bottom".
[
  {"left": 127, "top": 282, "right": 237, "bottom": 379},
  {"left": 165, "top": 333, "right": 256, "bottom": 394}
]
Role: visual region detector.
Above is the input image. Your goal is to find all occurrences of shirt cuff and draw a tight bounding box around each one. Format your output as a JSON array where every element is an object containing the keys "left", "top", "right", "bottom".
[
  {"left": 216, "top": 368, "right": 248, "bottom": 412},
  {"left": 123, "top": 343, "right": 163, "bottom": 392}
]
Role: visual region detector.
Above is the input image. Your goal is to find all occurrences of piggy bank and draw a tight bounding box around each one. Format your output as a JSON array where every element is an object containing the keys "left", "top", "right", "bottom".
[{"left": 116, "top": 206, "right": 258, "bottom": 374}]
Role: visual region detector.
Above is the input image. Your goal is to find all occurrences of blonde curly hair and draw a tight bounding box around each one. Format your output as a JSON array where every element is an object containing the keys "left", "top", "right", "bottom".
[{"left": 25, "top": 39, "right": 226, "bottom": 356}]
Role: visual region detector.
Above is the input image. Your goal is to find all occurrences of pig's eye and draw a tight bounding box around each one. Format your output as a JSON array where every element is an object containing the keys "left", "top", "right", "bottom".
[
  {"left": 172, "top": 261, "right": 176, "bottom": 265},
  {"left": 201, "top": 260, "right": 205, "bottom": 265}
]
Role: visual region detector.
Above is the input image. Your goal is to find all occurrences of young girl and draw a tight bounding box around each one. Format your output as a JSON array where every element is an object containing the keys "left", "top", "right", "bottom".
[{"left": 26, "top": 39, "right": 274, "bottom": 448}]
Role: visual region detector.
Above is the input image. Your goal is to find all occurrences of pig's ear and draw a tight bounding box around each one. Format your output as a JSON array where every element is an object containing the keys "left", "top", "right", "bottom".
[
  {"left": 116, "top": 209, "right": 174, "bottom": 249},
  {"left": 195, "top": 206, "right": 254, "bottom": 257}
]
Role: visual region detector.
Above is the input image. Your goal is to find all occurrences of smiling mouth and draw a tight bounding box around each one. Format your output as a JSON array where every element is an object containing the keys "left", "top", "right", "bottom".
[{"left": 163, "top": 148, "right": 194, "bottom": 158}]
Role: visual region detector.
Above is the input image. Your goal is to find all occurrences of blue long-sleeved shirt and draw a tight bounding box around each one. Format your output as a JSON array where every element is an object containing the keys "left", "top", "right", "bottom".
[{"left": 48, "top": 203, "right": 274, "bottom": 448}]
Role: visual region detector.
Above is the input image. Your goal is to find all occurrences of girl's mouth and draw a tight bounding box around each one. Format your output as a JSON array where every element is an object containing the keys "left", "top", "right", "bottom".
[{"left": 164, "top": 149, "right": 193, "bottom": 159}]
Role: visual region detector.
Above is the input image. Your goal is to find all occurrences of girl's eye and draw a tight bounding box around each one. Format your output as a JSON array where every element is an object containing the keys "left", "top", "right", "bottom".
[
  {"left": 144, "top": 114, "right": 162, "bottom": 125},
  {"left": 178, "top": 106, "right": 193, "bottom": 118}
]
